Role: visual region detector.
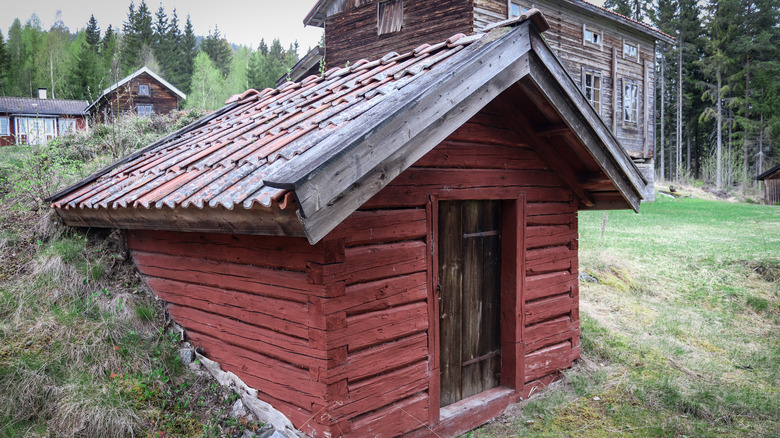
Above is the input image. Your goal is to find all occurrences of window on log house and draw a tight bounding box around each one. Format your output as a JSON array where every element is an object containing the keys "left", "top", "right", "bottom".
[
  {"left": 509, "top": 1, "right": 530, "bottom": 17},
  {"left": 623, "top": 80, "right": 639, "bottom": 123},
  {"left": 583, "top": 25, "right": 602, "bottom": 48},
  {"left": 137, "top": 104, "right": 153, "bottom": 117},
  {"left": 58, "top": 119, "right": 76, "bottom": 135},
  {"left": 623, "top": 41, "right": 639, "bottom": 61},
  {"left": 138, "top": 84, "right": 150, "bottom": 96},
  {"left": 377, "top": 0, "right": 403, "bottom": 35},
  {"left": 0, "top": 117, "right": 8, "bottom": 135},
  {"left": 583, "top": 70, "right": 602, "bottom": 114}
]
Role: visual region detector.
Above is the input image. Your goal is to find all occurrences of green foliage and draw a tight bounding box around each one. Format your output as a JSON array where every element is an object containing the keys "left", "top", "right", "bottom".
[
  {"left": 247, "top": 38, "right": 299, "bottom": 90},
  {"left": 187, "top": 52, "right": 226, "bottom": 110},
  {"left": 201, "top": 26, "right": 233, "bottom": 78},
  {"left": 0, "top": 140, "right": 83, "bottom": 211}
]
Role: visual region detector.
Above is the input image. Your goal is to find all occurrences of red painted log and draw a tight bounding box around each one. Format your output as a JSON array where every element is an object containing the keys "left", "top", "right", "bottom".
[
  {"left": 525, "top": 293, "right": 576, "bottom": 326},
  {"left": 308, "top": 241, "right": 427, "bottom": 286},
  {"left": 146, "top": 277, "right": 310, "bottom": 337},
  {"left": 525, "top": 341, "right": 574, "bottom": 382},
  {"left": 126, "top": 230, "right": 329, "bottom": 271},
  {"left": 348, "top": 393, "right": 429, "bottom": 438},
  {"left": 329, "top": 302, "right": 429, "bottom": 351},
  {"left": 415, "top": 142, "right": 544, "bottom": 170},
  {"left": 326, "top": 209, "right": 427, "bottom": 246},
  {"left": 324, "top": 272, "right": 428, "bottom": 316}
]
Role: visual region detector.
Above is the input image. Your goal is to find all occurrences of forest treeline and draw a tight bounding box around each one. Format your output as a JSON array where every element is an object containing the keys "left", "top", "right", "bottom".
[
  {"left": 606, "top": 0, "right": 780, "bottom": 187},
  {"left": 0, "top": 1, "right": 303, "bottom": 111}
]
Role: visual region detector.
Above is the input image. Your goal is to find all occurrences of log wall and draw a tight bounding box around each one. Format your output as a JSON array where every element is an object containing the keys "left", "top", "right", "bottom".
[
  {"left": 128, "top": 106, "right": 580, "bottom": 437},
  {"left": 324, "top": 0, "right": 473, "bottom": 69},
  {"left": 93, "top": 72, "right": 180, "bottom": 122}
]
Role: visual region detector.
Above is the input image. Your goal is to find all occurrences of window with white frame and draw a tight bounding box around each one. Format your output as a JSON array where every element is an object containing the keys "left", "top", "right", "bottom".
[
  {"left": 377, "top": 0, "right": 403, "bottom": 35},
  {"left": 623, "top": 41, "right": 638, "bottom": 61},
  {"left": 623, "top": 80, "right": 639, "bottom": 123},
  {"left": 509, "top": 1, "right": 531, "bottom": 17},
  {"left": 138, "top": 84, "right": 150, "bottom": 96},
  {"left": 58, "top": 119, "right": 77, "bottom": 135},
  {"left": 584, "top": 70, "right": 602, "bottom": 113},
  {"left": 0, "top": 117, "right": 9, "bottom": 135},
  {"left": 137, "top": 104, "right": 153, "bottom": 116},
  {"left": 583, "top": 25, "right": 602, "bottom": 47}
]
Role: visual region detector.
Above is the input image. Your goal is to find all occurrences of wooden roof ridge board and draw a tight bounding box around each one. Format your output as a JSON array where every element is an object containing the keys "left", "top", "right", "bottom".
[{"left": 265, "top": 15, "right": 646, "bottom": 243}]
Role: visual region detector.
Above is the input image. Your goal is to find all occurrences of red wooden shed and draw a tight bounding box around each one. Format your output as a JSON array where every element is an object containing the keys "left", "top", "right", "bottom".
[{"left": 51, "top": 12, "right": 646, "bottom": 437}]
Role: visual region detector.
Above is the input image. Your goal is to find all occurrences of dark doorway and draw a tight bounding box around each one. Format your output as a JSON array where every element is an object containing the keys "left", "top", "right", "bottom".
[{"left": 438, "top": 200, "right": 502, "bottom": 407}]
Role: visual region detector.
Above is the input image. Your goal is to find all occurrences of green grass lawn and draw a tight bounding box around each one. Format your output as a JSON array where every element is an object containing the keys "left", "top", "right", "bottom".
[{"left": 474, "top": 195, "right": 779, "bottom": 437}]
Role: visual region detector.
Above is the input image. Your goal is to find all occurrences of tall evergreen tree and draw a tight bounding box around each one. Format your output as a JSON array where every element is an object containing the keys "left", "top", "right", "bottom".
[
  {"left": 85, "top": 15, "right": 101, "bottom": 52},
  {"left": 175, "top": 15, "right": 198, "bottom": 94},
  {"left": 201, "top": 26, "right": 233, "bottom": 78},
  {"left": 0, "top": 31, "right": 9, "bottom": 95}
]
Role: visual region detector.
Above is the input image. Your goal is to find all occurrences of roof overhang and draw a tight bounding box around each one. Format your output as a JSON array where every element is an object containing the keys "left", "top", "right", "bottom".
[{"left": 265, "top": 17, "right": 646, "bottom": 243}]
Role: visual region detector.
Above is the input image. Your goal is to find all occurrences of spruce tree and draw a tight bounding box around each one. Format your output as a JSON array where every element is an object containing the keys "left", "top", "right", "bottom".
[
  {"left": 85, "top": 15, "right": 100, "bottom": 52},
  {"left": 202, "top": 26, "right": 233, "bottom": 78},
  {"left": 176, "top": 15, "right": 198, "bottom": 94},
  {"left": 0, "top": 31, "right": 9, "bottom": 95}
]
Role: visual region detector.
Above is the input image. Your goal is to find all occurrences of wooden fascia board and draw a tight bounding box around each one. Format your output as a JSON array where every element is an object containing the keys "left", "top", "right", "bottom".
[
  {"left": 55, "top": 204, "right": 305, "bottom": 237},
  {"left": 266, "top": 24, "right": 535, "bottom": 244},
  {"left": 526, "top": 32, "right": 646, "bottom": 211}
]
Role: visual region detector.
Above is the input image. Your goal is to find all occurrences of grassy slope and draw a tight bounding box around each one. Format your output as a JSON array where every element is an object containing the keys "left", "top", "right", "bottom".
[
  {"left": 0, "top": 113, "right": 264, "bottom": 437},
  {"left": 474, "top": 194, "right": 779, "bottom": 437}
]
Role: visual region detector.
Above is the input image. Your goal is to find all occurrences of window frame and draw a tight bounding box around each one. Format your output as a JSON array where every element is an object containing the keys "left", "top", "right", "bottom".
[
  {"left": 582, "top": 24, "right": 603, "bottom": 49},
  {"left": 508, "top": 1, "right": 531, "bottom": 17},
  {"left": 58, "top": 118, "right": 77, "bottom": 135},
  {"left": 138, "top": 84, "right": 150, "bottom": 96},
  {"left": 622, "top": 39, "right": 639, "bottom": 62},
  {"left": 582, "top": 69, "right": 602, "bottom": 114},
  {"left": 0, "top": 117, "right": 9, "bottom": 136},
  {"left": 622, "top": 79, "right": 640, "bottom": 124},
  {"left": 137, "top": 104, "right": 153, "bottom": 116},
  {"left": 377, "top": 0, "right": 403, "bottom": 36}
]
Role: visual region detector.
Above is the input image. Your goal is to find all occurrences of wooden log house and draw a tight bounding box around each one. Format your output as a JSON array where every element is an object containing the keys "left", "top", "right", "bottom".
[
  {"left": 0, "top": 90, "right": 88, "bottom": 146},
  {"left": 86, "top": 66, "right": 186, "bottom": 123},
  {"left": 51, "top": 12, "right": 647, "bottom": 437},
  {"left": 757, "top": 164, "right": 780, "bottom": 205},
  {"left": 299, "top": 0, "right": 673, "bottom": 200}
]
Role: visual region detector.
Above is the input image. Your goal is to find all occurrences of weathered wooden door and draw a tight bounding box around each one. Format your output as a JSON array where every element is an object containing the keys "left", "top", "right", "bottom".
[{"left": 438, "top": 200, "right": 502, "bottom": 407}]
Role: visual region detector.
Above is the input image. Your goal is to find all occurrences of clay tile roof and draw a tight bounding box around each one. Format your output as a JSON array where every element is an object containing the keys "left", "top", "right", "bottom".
[
  {"left": 50, "top": 31, "right": 490, "bottom": 213},
  {"left": 0, "top": 97, "right": 89, "bottom": 116}
]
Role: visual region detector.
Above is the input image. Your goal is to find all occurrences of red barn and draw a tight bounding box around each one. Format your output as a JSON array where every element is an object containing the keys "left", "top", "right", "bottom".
[{"left": 51, "top": 13, "right": 645, "bottom": 437}]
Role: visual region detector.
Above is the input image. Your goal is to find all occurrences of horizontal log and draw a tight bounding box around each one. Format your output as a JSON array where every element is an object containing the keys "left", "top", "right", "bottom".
[
  {"left": 132, "top": 251, "right": 322, "bottom": 302},
  {"left": 525, "top": 341, "right": 574, "bottom": 382},
  {"left": 147, "top": 276, "right": 310, "bottom": 338},
  {"left": 347, "top": 393, "right": 429, "bottom": 438},
  {"left": 335, "top": 361, "right": 428, "bottom": 421},
  {"left": 525, "top": 293, "right": 576, "bottom": 326},
  {"left": 526, "top": 226, "right": 577, "bottom": 249},
  {"left": 309, "top": 241, "right": 427, "bottom": 285},
  {"left": 525, "top": 316, "right": 577, "bottom": 351},
  {"left": 526, "top": 212, "right": 575, "bottom": 226},
  {"left": 415, "top": 142, "right": 545, "bottom": 170},
  {"left": 526, "top": 271, "right": 577, "bottom": 301},
  {"left": 331, "top": 302, "right": 429, "bottom": 351},
  {"left": 364, "top": 185, "right": 574, "bottom": 209},
  {"left": 168, "top": 304, "right": 330, "bottom": 368},
  {"left": 391, "top": 168, "right": 565, "bottom": 189},
  {"left": 344, "top": 332, "right": 429, "bottom": 382},
  {"left": 185, "top": 329, "right": 324, "bottom": 410},
  {"left": 326, "top": 208, "right": 427, "bottom": 246},
  {"left": 324, "top": 272, "right": 428, "bottom": 316},
  {"left": 127, "top": 230, "right": 330, "bottom": 271}
]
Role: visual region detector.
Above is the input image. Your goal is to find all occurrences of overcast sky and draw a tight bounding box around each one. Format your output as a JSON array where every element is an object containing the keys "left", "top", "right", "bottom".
[
  {"left": 1, "top": 0, "right": 325, "bottom": 52},
  {"left": 1, "top": 0, "right": 608, "bottom": 53}
]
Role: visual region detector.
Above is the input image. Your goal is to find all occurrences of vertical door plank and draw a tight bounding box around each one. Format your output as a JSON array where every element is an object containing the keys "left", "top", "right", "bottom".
[{"left": 438, "top": 201, "right": 463, "bottom": 407}]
